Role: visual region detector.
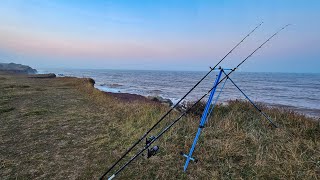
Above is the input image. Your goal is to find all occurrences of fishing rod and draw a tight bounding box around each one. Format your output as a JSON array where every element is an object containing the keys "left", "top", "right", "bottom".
[
  {"left": 103, "top": 24, "right": 290, "bottom": 180},
  {"left": 99, "top": 22, "right": 263, "bottom": 179}
]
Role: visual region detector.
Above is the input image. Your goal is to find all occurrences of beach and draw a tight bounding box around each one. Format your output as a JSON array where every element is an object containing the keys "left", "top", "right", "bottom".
[{"left": 1, "top": 72, "right": 319, "bottom": 179}]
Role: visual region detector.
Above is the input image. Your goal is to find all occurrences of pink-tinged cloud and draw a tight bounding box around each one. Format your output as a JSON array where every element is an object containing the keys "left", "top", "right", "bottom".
[
  {"left": 0, "top": 27, "right": 233, "bottom": 61},
  {"left": 1, "top": 25, "right": 317, "bottom": 64}
]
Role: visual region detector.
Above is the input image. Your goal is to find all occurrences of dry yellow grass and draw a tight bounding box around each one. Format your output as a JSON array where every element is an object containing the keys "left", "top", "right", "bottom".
[{"left": 0, "top": 73, "right": 319, "bottom": 179}]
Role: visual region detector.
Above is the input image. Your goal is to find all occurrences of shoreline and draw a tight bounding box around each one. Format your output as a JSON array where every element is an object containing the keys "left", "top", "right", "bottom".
[
  {"left": 22, "top": 70, "right": 320, "bottom": 119},
  {"left": 95, "top": 83, "right": 320, "bottom": 120},
  {"left": 40, "top": 69, "right": 320, "bottom": 119}
]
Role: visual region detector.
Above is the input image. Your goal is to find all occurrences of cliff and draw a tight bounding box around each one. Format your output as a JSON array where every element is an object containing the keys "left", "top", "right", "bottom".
[{"left": 0, "top": 62, "right": 37, "bottom": 74}]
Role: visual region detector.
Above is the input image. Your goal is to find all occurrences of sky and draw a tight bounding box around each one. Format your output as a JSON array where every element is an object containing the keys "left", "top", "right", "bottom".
[{"left": 0, "top": 0, "right": 319, "bottom": 73}]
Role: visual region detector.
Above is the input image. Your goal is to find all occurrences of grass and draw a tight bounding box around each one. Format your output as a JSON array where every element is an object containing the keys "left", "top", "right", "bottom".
[
  {"left": 0, "top": 107, "right": 15, "bottom": 114},
  {"left": 0, "top": 73, "right": 319, "bottom": 179}
]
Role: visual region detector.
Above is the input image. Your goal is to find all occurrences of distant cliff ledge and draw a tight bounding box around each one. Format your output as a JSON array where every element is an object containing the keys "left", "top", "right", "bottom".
[{"left": 0, "top": 63, "right": 37, "bottom": 74}]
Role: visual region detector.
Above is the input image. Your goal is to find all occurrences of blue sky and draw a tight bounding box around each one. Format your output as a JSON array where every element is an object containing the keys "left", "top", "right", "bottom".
[{"left": 0, "top": 0, "right": 319, "bottom": 72}]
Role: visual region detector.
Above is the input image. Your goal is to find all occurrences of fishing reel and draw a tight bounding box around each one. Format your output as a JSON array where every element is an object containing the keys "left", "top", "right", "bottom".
[
  {"left": 147, "top": 145, "right": 159, "bottom": 158},
  {"left": 146, "top": 136, "right": 155, "bottom": 145},
  {"left": 144, "top": 136, "right": 160, "bottom": 158}
]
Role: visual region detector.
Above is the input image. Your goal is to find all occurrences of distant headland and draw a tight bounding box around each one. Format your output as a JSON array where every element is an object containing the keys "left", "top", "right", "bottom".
[{"left": 0, "top": 62, "right": 37, "bottom": 74}]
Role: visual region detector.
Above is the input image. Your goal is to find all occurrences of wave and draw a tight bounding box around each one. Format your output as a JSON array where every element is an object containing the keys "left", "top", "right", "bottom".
[
  {"left": 108, "top": 83, "right": 123, "bottom": 88},
  {"left": 148, "top": 89, "right": 162, "bottom": 94},
  {"left": 95, "top": 85, "right": 121, "bottom": 93}
]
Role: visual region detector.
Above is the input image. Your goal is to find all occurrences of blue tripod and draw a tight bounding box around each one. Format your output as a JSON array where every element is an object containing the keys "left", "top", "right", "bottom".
[
  {"left": 182, "top": 68, "right": 224, "bottom": 171},
  {"left": 181, "top": 68, "right": 277, "bottom": 172}
]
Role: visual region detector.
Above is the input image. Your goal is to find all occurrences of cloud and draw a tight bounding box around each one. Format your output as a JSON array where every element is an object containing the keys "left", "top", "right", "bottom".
[{"left": 0, "top": 27, "right": 232, "bottom": 61}]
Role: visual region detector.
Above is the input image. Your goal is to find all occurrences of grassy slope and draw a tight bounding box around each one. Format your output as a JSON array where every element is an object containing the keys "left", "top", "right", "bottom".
[{"left": 0, "top": 73, "right": 319, "bottom": 179}]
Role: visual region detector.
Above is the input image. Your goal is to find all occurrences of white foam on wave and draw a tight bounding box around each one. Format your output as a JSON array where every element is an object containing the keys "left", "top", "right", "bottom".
[
  {"left": 167, "top": 97, "right": 186, "bottom": 107},
  {"left": 95, "top": 85, "right": 121, "bottom": 93},
  {"left": 36, "top": 69, "right": 49, "bottom": 74}
]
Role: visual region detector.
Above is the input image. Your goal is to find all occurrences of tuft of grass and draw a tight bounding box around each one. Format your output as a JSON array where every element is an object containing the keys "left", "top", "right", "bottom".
[
  {"left": 0, "top": 106, "right": 15, "bottom": 114},
  {"left": 185, "top": 100, "right": 206, "bottom": 117},
  {"left": 35, "top": 87, "right": 46, "bottom": 91},
  {"left": 305, "top": 126, "right": 320, "bottom": 142},
  {"left": 23, "top": 108, "right": 51, "bottom": 117},
  {"left": 4, "top": 84, "right": 30, "bottom": 89}
]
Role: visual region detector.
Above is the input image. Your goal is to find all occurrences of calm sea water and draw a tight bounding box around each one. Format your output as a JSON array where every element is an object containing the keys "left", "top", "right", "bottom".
[{"left": 39, "top": 69, "right": 320, "bottom": 118}]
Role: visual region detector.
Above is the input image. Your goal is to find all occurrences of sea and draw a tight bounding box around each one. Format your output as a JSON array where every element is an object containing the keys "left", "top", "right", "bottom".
[{"left": 39, "top": 69, "right": 320, "bottom": 118}]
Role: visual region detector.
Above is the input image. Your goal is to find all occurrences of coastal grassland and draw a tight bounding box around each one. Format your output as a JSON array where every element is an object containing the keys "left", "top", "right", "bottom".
[{"left": 0, "top": 73, "right": 319, "bottom": 179}]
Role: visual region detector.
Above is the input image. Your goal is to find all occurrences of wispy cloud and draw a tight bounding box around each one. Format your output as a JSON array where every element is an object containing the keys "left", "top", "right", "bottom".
[{"left": 0, "top": 27, "right": 230, "bottom": 60}]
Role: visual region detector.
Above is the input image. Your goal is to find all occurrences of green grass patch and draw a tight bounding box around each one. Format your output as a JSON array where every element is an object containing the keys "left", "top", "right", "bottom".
[
  {"left": 4, "top": 84, "right": 30, "bottom": 89},
  {"left": 35, "top": 87, "right": 46, "bottom": 91},
  {"left": 305, "top": 126, "right": 320, "bottom": 141},
  {"left": 0, "top": 99, "right": 10, "bottom": 105},
  {"left": 0, "top": 106, "right": 15, "bottom": 114},
  {"left": 23, "top": 108, "right": 51, "bottom": 117}
]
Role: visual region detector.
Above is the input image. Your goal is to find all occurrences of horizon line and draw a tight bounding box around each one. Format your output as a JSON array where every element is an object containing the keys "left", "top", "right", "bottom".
[{"left": 37, "top": 67, "right": 320, "bottom": 74}]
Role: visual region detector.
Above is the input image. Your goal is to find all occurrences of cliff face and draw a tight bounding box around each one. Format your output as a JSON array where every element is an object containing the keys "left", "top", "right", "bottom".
[{"left": 0, "top": 63, "right": 37, "bottom": 74}]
